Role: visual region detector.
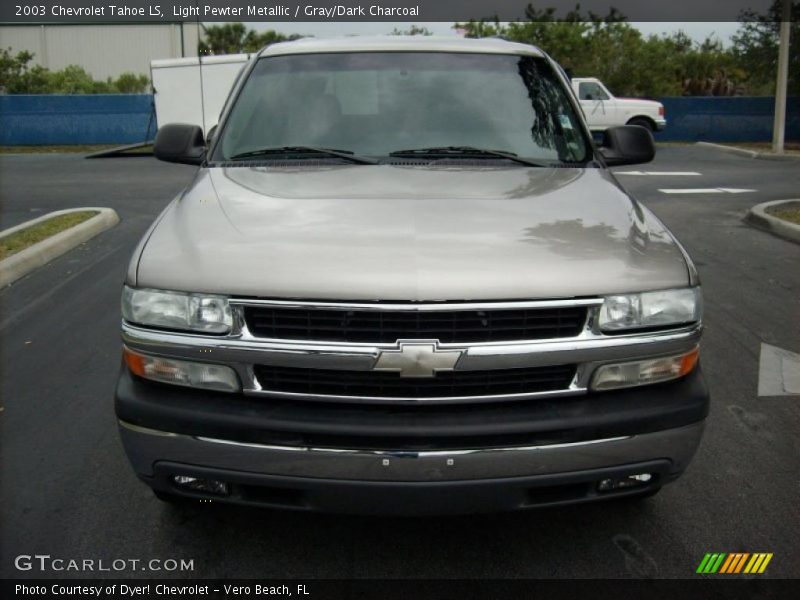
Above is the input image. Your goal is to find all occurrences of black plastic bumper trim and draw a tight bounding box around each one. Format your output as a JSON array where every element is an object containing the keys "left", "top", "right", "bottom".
[
  {"left": 148, "top": 459, "right": 675, "bottom": 516},
  {"left": 115, "top": 364, "right": 709, "bottom": 450}
]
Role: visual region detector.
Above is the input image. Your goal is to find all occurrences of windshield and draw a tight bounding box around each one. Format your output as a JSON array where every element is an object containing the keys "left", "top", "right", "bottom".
[{"left": 213, "top": 52, "right": 591, "bottom": 164}]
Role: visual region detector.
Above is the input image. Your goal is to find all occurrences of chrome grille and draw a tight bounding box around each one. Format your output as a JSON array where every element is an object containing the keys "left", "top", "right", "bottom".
[{"left": 253, "top": 364, "right": 578, "bottom": 400}]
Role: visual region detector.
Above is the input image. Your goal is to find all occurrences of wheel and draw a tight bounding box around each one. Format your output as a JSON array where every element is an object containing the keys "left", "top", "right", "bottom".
[{"left": 627, "top": 118, "right": 654, "bottom": 132}]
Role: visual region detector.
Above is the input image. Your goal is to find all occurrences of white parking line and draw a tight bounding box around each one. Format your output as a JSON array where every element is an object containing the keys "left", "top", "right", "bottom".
[
  {"left": 616, "top": 171, "right": 702, "bottom": 176},
  {"left": 758, "top": 343, "right": 800, "bottom": 396},
  {"left": 658, "top": 188, "right": 756, "bottom": 194}
]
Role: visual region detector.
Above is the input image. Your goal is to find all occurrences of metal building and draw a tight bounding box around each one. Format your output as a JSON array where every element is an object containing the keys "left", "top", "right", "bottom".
[{"left": 0, "top": 23, "right": 201, "bottom": 80}]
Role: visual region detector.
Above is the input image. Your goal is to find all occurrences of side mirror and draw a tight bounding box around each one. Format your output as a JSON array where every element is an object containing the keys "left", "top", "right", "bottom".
[
  {"left": 599, "top": 125, "right": 655, "bottom": 166},
  {"left": 206, "top": 124, "right": 218, "bottom": 146},
  {"left": 154, "top": 124, "right": 205, "bottom": 165}
]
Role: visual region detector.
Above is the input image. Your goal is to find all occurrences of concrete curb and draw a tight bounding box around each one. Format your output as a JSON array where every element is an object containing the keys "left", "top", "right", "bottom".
[
  {"left": 0, "top": 208, "right": 120, "bottom": 288},
  {"left": 744, "top": 199, "right": 800, "bottom": 245},
  {"left": 696, "top": 141, "right": 800, "bottom": 162}
]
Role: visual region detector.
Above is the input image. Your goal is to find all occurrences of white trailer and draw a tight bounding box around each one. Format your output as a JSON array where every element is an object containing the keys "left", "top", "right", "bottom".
[{"left": 150, "top": 54, "right": 251, "bottom": 133}]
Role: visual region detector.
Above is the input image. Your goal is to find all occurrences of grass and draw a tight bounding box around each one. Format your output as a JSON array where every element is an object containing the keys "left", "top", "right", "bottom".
[
  {"left": 727, "top": 141, "right": 800, "bottom": 155},
  {"left": 766, "top": 202, "right": 800, "bottom": 226},
  {"left": 0, "top": 144, "right": 153, "bottom": 155},
  {"left": 0, "top": 211, "right": 99, "bottom": 261},
  {"left": 0, "top": 145, "right": 117, "bottom": 154}
]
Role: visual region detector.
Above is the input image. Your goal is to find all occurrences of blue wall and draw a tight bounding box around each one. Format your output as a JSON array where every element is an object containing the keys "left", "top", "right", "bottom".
[
  {"left": 0, "top": 94, "right": 798, "bottom": 145},
  {"left": 0, "top": 94, "right": 155, "bottom": 145},
  {"left": 656, "top": 96, "right": 800, "bottom": 142}
]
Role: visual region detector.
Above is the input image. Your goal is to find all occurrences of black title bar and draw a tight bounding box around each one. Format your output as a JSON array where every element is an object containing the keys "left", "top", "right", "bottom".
[{"left": 0, "top": 0, "right": 789, "bottom": 23}]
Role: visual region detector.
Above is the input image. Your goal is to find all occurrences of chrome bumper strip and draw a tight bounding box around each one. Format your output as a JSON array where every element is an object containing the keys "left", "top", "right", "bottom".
[
  {"left": 229, "top": 297, "right": 604, "bottom": 312},
  {"left": 195, "top": 433, "right": 630, "bottom": 456},
  {"left": 241, "top": 386, "right": 587, "bottom": 404},
  {"left": 118, "top": 420, "right": 705, "bottom": 482},
  {"left": 122, "top": 322, "right": 701, "bottom": 370}
]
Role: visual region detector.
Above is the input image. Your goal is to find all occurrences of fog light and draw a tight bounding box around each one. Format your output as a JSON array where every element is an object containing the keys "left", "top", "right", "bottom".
[
  {"left": 591, "top": 348, "right": 698, "bottom": 391},
  {"left": 172, "top": 475, "right": 230, "bottom": 496},
  {"left": 123, "top": 346, "right": 240, "bottom": 392},
  {"left": 598, "top": 473, "right": 653, "bottom": 492}
]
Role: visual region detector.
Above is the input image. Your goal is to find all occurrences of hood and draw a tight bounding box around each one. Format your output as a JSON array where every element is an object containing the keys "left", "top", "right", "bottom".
[
  {"left": 616, "top": 97, "right": 663, "bottom": 108},
  {"left": 133, "top": 164, "right": 689, "bottom": 301}
]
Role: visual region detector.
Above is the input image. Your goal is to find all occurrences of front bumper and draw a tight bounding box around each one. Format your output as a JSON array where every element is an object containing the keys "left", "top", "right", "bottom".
[
  {"left": 116, "top": 367, "right": 708, "bottom": 514},
  {"left": 121, "top": 421, "right": 702, "bottom": 515}
]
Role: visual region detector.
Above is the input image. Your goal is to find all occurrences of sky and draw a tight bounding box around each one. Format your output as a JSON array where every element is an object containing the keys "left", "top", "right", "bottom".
[{"left": 250, "top": 21, "right": 743, "bottom": 45}]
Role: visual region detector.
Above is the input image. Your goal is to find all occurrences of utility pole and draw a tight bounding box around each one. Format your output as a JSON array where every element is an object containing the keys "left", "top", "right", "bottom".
[{"left": 772, "top": 0, "right": 793, "bottom": 153}]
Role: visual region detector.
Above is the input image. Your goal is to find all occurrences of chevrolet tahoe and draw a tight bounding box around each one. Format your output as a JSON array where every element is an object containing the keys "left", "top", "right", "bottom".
[{"left": 116, "top": 37, "right": 707, "bottom": 515}]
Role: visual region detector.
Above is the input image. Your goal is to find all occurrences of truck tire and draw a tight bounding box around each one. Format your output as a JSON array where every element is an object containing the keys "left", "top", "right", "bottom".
[{"left": 628, "top": 117, "right": 654, "bottom": 132}]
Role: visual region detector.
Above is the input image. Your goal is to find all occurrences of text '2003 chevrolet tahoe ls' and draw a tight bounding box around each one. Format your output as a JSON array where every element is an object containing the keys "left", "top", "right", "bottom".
[{"left": 116, "top": 37, "right": 708, "bottom": 515}]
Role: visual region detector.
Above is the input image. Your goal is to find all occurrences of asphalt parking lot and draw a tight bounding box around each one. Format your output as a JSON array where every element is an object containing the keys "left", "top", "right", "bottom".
[{"left": 1, "top": 145, "right": 798, "bottom": 579}]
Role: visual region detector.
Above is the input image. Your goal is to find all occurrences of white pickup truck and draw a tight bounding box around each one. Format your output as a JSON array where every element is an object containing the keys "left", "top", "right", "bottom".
[{"left": 571, "top": 77, "right": 666, "bottom": 133}]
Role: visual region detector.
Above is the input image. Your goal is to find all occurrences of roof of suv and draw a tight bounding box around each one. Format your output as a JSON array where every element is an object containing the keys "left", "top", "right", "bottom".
[{"left": 259, "top": 36, "right": 545, "bottom": 58}]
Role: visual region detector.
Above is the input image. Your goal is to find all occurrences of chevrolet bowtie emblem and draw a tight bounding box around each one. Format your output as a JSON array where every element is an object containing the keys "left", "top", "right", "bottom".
[{"left": 373, "top": 341, "right": 464, "bottom": 378}]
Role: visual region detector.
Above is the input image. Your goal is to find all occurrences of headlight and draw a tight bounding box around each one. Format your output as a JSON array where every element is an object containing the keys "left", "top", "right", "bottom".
[
  {"left": 599, "top": 287, "right": 701, "bottom": 332},
  {"left": 122, "top": 286, "right": 232, "bottom": 334}
]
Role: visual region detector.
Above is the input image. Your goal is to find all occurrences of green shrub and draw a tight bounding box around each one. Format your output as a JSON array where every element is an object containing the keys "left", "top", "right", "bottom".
[{"left": 0, "top": 48, "right": 150, "bottom": 94}]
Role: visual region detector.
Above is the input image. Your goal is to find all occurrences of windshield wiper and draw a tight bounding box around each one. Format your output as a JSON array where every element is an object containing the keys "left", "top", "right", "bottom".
[
  {"left": 388, "top": 146, "right": 552, "bottom": 168},
  {"left": 229, "top": 146, "right": 377, "bottom": 165}
]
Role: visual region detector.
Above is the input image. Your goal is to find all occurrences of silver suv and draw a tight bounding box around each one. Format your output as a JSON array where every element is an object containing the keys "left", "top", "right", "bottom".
[{"left": 116, "top": 37, "right": 707, "bottom": 514}]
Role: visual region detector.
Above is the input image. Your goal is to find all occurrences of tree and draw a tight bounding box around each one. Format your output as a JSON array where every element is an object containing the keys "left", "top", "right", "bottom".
[
  {"left": 389, "top": 25, "right": 433, "bottom": 36},
  {"left": 0, "top": 48, "right": 36, "bottom": 93},
  {"left": 199, "top": 24, "right": 302, "bottom": 55},
  {"left": 113, "top": 72, "right": 152, "bottom": 94},
  {"left": 198, "top": 23, "right": 248, "bottom": 55},
  {"left": 456, "top": 5, "right": 679, "bottom": 96},
  {"left": 454, "top": 4, "right": 751, "bottom": 97},
  {"left": 453, "top": 19, "right": 502, "bottom": 39},
  {"left": 0, "top": 48, "right": 150, "bottom": 94},
  {"left": 732, "top": 0, "right": 799, "bottom": 95},
  {"left": 675, "top": 36, "right": 745, "bottom": 96},
  {"left": 246, "top": 29, "right": 303, "bottom": 51}
]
